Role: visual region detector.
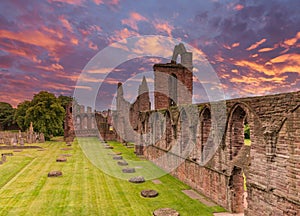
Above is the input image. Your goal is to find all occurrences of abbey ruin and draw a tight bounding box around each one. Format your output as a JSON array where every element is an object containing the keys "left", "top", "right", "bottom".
[{"left": 65, "top": 44, "right": 300, "bottom": 215}]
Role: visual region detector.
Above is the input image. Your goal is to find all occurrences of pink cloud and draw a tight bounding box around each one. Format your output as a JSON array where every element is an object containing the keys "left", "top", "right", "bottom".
[
  {"left": 48, "top": 0, "right": 85, "bottom": 5},
  {"left": 110, "top": 28, "right": 139, "bottom": 42},
  {"left": 153, "top": 20, "right": 174, "bottom": 37},
  {"left": 0, "top": 29, "right": 64, "bottom": 52},
  {"left": 93, "top": 0, "right": 103, "bottom": 5},
  {"left": 234, "top": 4, "right": 244, "bottom": 11},
  {"left": 121, "top": 12, "right": 148, "bottom": 31},
  {"left": 59, "top": 16, "right": 73, "bottom": 33}
]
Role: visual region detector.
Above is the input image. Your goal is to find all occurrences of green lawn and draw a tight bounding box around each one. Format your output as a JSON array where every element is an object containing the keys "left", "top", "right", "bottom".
[{"left": 0, "top": 137, "right": 225, "bottom": 216}]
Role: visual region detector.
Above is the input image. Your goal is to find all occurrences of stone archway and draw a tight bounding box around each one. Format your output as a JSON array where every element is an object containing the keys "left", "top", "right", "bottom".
[{"left": 227, "top": 104, "right": 253, "bottom": 213}]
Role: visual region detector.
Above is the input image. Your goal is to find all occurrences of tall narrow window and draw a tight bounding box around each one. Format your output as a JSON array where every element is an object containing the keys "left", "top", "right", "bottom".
[
  {"left": 180, "top": 110, "right": 189, "bottom": 153},
  {"left": 201, "top": 108, "right": 211, "bottom": 162},
  {"left": 230, "top": 106, "right": 247, "bottom": 160},
  {"left": 169, "top": 73, "right": 177, "bottom": 106}
]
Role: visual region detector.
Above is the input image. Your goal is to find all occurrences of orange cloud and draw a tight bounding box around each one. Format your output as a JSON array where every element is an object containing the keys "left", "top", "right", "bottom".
[
  {"left": 88, "top": 41, "right": 98, "bottom": 50},
  {"left": 235, "top": 53, "right": 300, "bottom": 77},
  {"left": 258, "top": 47, "right": 275, "bottom": 52},
  {"left": 284, "top": 31, "right": 300, "bottom": 46},
  {"left": 230, "top": 76, "right": 286, "bottom": 84},
  {"left": 153, "top": 20, "right": 174, "bottom": 37},
  {"left": 71, "top": 38, "right": 79, "bottom": 45},
  {"left": 121, "top": 12, "right": 148, "bottom": 31},
  {"left": 270, "top": 53, "right": 300, "bottom": 64},
  {"left": 246, "top": 38, "right": 267, "bottom": 51},
  {"left": 231, "top": 42, "right": 240, "bottom": 48}
]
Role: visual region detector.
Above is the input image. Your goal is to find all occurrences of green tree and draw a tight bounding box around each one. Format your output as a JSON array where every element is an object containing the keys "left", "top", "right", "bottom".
[
  {"left": 0, "top": 102, "right": 15, "bottom": 130},
  {"left": 58, "top": 95, "right": 73, "bottom": 110},
  {"left": 14, "top": 100, "right": 31, "bottom": 131},
  {"left": 25, "top": 91, "right": 65, "bottom": 140}
]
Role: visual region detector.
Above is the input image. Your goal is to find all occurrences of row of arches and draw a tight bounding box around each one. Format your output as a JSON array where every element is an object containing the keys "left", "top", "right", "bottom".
[
  {"left": 141, "top": 103, "right": 252, "bottom": 164},
  {"left": 74, "top": 114, "right": 97, "bottom": 130},
  {"left": 139, "top": 103, "right": 253, "bottom": 213}
]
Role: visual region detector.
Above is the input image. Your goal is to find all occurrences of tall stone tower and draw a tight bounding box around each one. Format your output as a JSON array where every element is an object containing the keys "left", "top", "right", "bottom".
[{"left": 154, "top": 43, "right": 193, "bottom": 110}]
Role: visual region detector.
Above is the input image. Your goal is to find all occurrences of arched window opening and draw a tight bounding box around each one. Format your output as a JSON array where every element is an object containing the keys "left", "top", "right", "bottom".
[
  {"left": 201, "top": 108, "right": 211, "bottom": 162},
  {"left": 83, "top": 116, "right": 88, "bottom": 129},
  {"left": 180, "top": 110, "right": 189, "bottom": 153},
  {"left": 169, "top": 73, "right": 177, "bottom": 107},
  {"left": 244, "top": 119, "right": 251, "bottom": 146},
  {"left": 229, "top": 106, "right": 247, "bottom": 160}
]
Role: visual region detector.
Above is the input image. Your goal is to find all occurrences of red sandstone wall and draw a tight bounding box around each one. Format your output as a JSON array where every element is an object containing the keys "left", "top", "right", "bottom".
[{"left": 137, "top": 91, "right": 300, "bottom": 215}]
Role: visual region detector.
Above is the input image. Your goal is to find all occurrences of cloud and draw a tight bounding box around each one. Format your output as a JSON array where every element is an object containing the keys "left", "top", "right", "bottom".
[
  {"left": 110, "top": 28, "right": 139, "bottom": 42},
  {"left": 59, "top": 16, "right": 73, "bottom": 33},
  {"left": 93, "top": 0, "right": 103, "bottom": 5},
  {"left": 121, "top": 12, "right": 148, "bottom": 31},
  {"left": 258, "top": 47, "right": 276, "bottom": 52},
  {"left": 0, "top": 29, "right": 64, "bottom": 52},
  {"left": 234, "top": 4, "right": 244, "bottom": 11},
  {"left": 48, "top": 0, "right": 85, "bottom": 5},
  {"left": 88, "top": 41, "right": 98, "bottom": 50},
  {"left": 153, "top": 20, "right": 174, "bottom": 37},
  {"left": 234, "top": 53, "right": 300, "bottom": 78},
  {"left": 36, "top": 63, "right": 64, "bottom": 71},
  {"left": 246, "top": 38, "right": 267, "bottom": 51},
  {"left": 283, "top": 31, "right": 300, "bottom": 46}
]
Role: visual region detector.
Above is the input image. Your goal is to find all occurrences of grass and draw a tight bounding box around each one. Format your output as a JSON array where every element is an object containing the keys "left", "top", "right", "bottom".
[
  {"left": 0, "top": 137, "right": 225, "bottom": 216},
  {"left": 244, "top": 138, "right": 251, "bottom": 146}
]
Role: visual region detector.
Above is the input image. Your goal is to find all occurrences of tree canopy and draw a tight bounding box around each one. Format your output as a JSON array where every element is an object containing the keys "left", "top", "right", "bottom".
[
  {"left": 24, "top": 91, "right": 65, "bottom": 140},
  {"left": 14, "top": 100, "right": 31, "bottom": 131},
  {"left": 0, "top": 102, "right": 15, "bottom": 130}
]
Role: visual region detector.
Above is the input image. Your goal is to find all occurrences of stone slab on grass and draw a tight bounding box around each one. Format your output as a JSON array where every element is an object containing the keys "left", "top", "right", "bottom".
[
  {"left": 56, "top": 157, "right": 67, "bottom": 162},
  {"left": 122, "top": 168, "right": 135, "bottom": 173},
  {"left": 141, "top": 189, "right": 158, "bottom": 198},
  {"left": 213, "top": 213, "right": 244, "bottom": 216},
  {"left": 153, "top": 208, "right": 179, "bottom": 216},
  {"left": 182, "top": 189, "right": 217, "bottom": 207},
  {"left": 152, "top": 179, "right": 162, "bottom": 184},
  {"left": 129, "top": 176, "right": 145, "bottom": 183},
  {"left": 48, "top": 171, "right": 63, "bottom": 177},
  {"left": 117, "top": 160, "right": 128, "bottom": 166}
]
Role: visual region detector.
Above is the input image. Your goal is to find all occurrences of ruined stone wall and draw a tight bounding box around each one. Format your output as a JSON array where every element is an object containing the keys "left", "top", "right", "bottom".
[
  {"left": 136, "top": 91, "right": 300, "bottom": 215},
  {"left": 154, "top": 63, "right": 193, "bottom": 109}
]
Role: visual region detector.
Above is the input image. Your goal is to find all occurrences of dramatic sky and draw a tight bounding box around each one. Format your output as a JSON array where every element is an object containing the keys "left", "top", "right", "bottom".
[{"left": 1, "top": 0, "right": 299, "bottom": 110}]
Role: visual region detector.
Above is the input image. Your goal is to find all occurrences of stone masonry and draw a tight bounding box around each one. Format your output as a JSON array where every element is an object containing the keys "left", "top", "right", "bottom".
[{"left": 64, "top": 43, "right": 300, "bottom": 215}]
